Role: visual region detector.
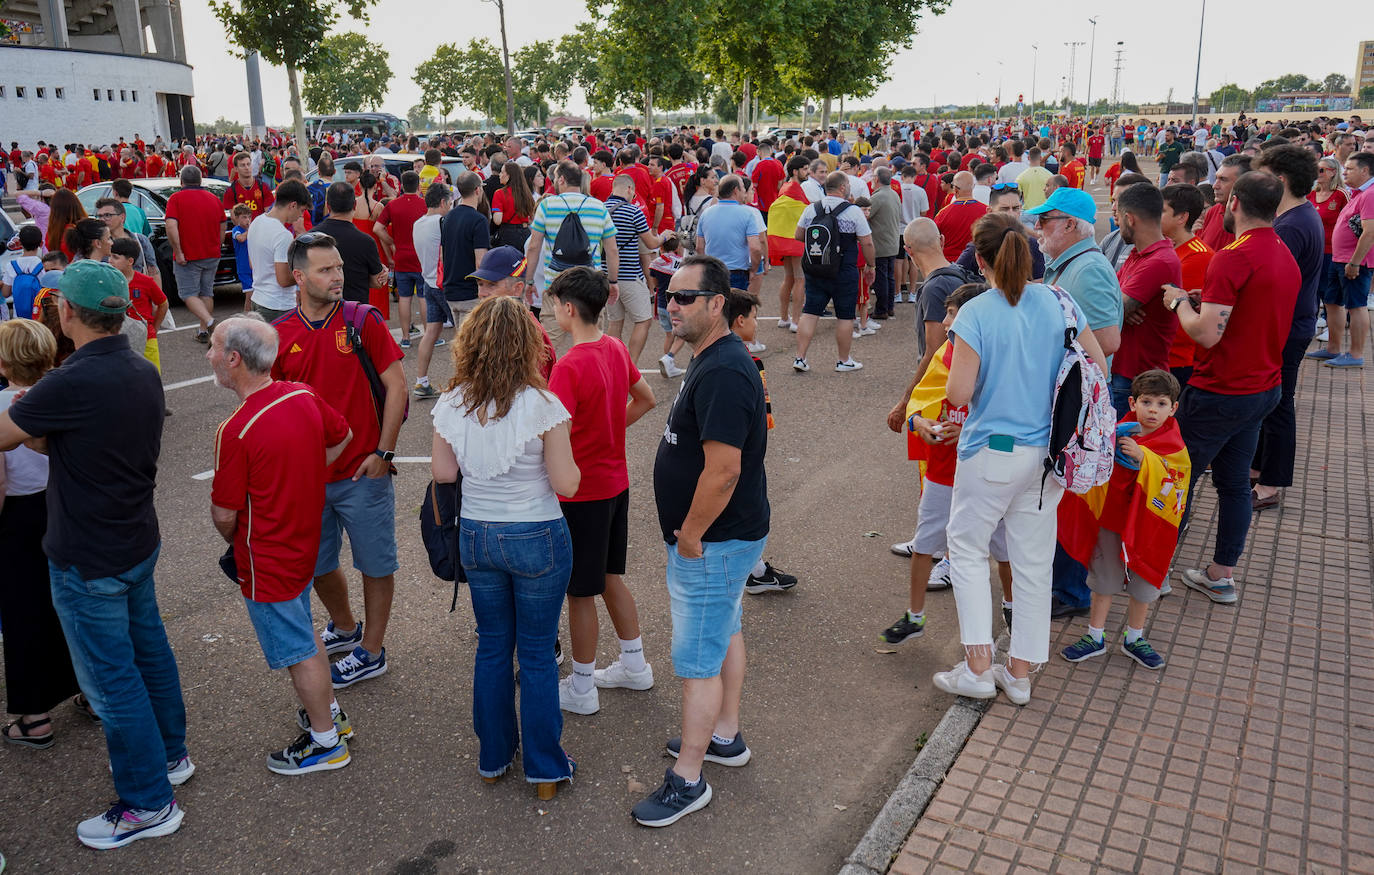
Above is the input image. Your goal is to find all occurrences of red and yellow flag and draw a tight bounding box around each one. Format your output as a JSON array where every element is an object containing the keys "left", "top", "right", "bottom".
[
  {"left": 1056, "top": 414, "right": 1191, "bottom": 589},
  {"left": 767, "top": 180, "right": 808, "bottom": 263}
]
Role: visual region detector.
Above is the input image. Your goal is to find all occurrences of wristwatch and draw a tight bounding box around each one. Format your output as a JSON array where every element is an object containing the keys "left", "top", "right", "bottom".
[
  {"left": 1168, "top": 296, "right": 1183, "bottom": 312},
  {"left": 374, "top": 449, "right": 395, "bottom": 462}
]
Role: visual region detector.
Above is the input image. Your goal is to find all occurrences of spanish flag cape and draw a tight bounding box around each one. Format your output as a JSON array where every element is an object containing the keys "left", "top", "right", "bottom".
[
  {"left": 904, "top": 341, "right": 953, "bottom": 463},
  {"left": 766, "top": 180, "right": 808, "bottom": 263},
  {"left": 1056, "top": 414, "right": 1191, "bottom": 589}
]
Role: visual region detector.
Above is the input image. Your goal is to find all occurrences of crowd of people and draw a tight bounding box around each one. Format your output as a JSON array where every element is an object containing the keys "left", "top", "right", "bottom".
[{"left": 0, "top": 109, "right": 1372, "bottom": 855}]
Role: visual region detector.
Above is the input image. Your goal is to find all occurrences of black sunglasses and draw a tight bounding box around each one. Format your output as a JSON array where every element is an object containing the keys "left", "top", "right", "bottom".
[
  {"left": 666, "top": 290, "right": 721, "bottom": 306},
  {"left": 990, "top": 183, "right": 1017, "bottom": 192}
]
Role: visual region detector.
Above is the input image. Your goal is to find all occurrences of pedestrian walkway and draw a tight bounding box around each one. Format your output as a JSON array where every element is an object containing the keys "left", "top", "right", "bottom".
[{"left": 889, "top": 357, "right": 1372, "bottom": 874}]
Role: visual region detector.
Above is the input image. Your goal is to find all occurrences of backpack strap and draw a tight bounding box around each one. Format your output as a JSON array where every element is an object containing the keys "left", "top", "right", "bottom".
[
  {"left": 18, "top": 261, "right": 42, "bottom": 278},
  {"left": 1047, "top": 285, "right": 1079, "bottom": 348}
]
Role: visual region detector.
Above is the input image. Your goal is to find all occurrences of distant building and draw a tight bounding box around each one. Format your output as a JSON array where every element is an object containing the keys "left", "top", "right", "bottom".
[
  {"left": 1138, "top": 101, "right": 1212, "bottom": 117},
  {"left": 548, "top": 115, "right": 588, "bottom": 130},
  {"left": 1358, "top": 40, "right": 1374, "bottom": 101},
  {"left": 0, "top": 0, "right": 195, "bottom": 146}
]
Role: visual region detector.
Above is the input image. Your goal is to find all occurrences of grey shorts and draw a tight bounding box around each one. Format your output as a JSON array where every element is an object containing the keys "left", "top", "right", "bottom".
[
  {"left": 1086, "top": 528, "right": 1161, "bottom": 604},
  {"left": 173, "top": 257, "right": 217, "bottom": 300},
  {"left": 607, "top": 277, "right": 653, "bottom": 323}
]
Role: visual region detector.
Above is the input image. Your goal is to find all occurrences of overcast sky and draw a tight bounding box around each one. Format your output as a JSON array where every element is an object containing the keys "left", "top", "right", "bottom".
[{"left": 183, "top": 0, "right": 1371, "bottom": 124}]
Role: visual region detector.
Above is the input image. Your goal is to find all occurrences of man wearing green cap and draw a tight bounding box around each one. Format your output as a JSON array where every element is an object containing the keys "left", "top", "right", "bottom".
[{"left": 0, "top": 260, "right": 190, "bottom": 849}]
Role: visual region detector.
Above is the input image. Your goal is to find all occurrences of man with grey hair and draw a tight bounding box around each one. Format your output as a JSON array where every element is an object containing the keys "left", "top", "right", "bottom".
[
  {"left": 164, "top": 163, "right": 226, "bottom": 342},
  {"left": 208, "top": 313, "right": 358, "bottom": 776},
  {"left": 867, "top": 165, "right": 902, "bottom": 320},
  {"left": 695, "top": 174, "right": 767, "bottom": 292}
]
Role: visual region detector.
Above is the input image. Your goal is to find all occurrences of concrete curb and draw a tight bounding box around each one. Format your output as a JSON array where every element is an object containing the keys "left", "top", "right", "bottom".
[{"left": 838, "top": 696, "right": 990, "bottom": 875}]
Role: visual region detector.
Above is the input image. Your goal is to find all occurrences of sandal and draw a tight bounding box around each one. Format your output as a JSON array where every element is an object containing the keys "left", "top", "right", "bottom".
[
  {"left": 74, "top": 693, "right": 101, "bottom": 723},
  {"left": 4, "top": 715, "right": 54, "bottom": 750}
]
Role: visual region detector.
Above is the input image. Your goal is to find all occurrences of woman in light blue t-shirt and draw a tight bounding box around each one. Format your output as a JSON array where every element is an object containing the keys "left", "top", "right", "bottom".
[{"left": 932, "top": 213, "right": 1108, "bottom": 706}]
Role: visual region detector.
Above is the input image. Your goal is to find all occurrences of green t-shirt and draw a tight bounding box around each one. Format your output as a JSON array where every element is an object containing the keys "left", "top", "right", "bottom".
[
  {"left": 1157, "top": 141, "right": 1186, "bottom": 173},
  {"left": 121, "top": 201, "right": 149, "bottom": 236}
]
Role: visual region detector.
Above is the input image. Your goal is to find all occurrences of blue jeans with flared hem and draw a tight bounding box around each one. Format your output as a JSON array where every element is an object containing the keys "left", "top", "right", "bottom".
[
  {"left": 460, "top": 517, "right": 573, "bottom": 783},
  {"left": 48, "top": 545, "right": 187, "bottom": 811}
]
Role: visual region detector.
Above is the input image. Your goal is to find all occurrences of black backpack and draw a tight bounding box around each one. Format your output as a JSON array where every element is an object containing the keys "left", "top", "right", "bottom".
[
  {"left": 549, "top": 195, "right": 595, "bottom": 271},
  {"left": 801, "top": 200, "right": 854, "bottom": 279}
]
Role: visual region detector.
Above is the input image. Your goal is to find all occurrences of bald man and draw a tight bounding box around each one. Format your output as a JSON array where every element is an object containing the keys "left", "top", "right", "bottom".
[{"left": 932, "top": 171, "right": 986, "bottom": 261}]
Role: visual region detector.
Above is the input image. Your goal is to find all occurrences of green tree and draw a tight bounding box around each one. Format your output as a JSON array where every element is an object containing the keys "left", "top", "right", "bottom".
[
  {"left": 1209, "top": 83, "right": 1249, "bottom": 111},
  {"left": 302, "top": 33, "right": 392, "bottom": 115},
  {"left": 696, "top": 0, "right": 800, "bottom": 130},
  {"left": 406, "top": 104, "right": 436, "bottom": 131},
  {"left": 785, "top": 0, "right": 949, "bottom": 129},
  {"left": 209, "top": 0, "right": 377, "bottom": 151},
  {"left": 1322, "top": 73, "right": 1350, "bottom": 95},
  {"left": 551, "top": 25, "right": 607, "bottom": 118},
  {"left": 711, "top": 88, "right": 738, "bottom": 124},
  {"left": 413, "top": 39, "right": 506, "bottom": 126},
  {"left": 1361, "top": 85, "right": 1374, "bottom": 106},
  {"left": 514, "top": 40, "right": 578, "bottom": 127},
  {"left": 585, "top": 0, "right": 704, "bottom": 130},
  {"left": 1252, "top": 73, "right": 1315, "bottom": 99}
]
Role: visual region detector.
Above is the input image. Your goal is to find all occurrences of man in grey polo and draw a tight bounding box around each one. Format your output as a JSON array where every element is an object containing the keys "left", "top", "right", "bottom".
[
  {"left": 867, "top": 166, "right": 903, "bottom": 320},
  {"left": 1024, "top": 186, "right": 1125, "bottom": 617}
]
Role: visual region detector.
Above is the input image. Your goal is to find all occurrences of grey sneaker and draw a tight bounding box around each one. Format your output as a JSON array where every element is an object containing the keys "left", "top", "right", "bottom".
[
  {"left": 632, "top": 768, "right": 712, "bottom": 828},
  {"left": 76, "top": 800, "right": 184, "bottom": 850},
  {"left": 413, "top": 382, "right": 440, "bottom": 399},
  {"left": 1181, "top": 568, "right": 1237, "bottom": 604},
  {"left": 666, "top": 731, "right": 751, "bottom": 766}
]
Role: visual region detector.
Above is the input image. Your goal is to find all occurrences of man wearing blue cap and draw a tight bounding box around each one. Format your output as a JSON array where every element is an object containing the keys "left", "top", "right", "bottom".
[
  {"left": 0, "top": 260, "right": 191, "bottom": 849},
  {"left": 471, "top": 245, "right": 557, "bottom": 380},
  {"left": 1026, "top": 186, "right": 1126, "bottom": 618}
]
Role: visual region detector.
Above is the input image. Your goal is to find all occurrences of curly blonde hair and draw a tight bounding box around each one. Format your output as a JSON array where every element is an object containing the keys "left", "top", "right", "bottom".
[
  {"left": 444, "top": 295, "right": 548, "bottom": 421},
  {"left": 0, "top": 318, "right": 58, "bottom": 386}
]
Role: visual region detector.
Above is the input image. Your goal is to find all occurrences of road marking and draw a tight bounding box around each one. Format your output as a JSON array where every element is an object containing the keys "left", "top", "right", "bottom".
[
  {"left": 164, "top": 375, "right": 216, "bottom": 391},
  {"left": 159, "top": 322, "right": 205, "bottom": 334},
  {"left": 190, "top": 455, "right": 433, "bottom": 481}
]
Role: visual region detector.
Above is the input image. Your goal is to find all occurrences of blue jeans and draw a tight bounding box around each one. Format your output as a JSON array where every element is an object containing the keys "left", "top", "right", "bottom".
[
  {"left": 459, "top": 517, "right": 573, "bottom": 782},
  {"left": 1051, "top": 545, "right": 1092, "bottom": 610},
  {"left": 1177, "top": 385, "right": 1280, "bottom": 566},
  {"left": 395, "top": 270, "right": 423, "bottom": 298},
  {"left": 48, "top": 545, "right": 187, "bottom": 811},
  {"left": 1109, "top": 372, "right": 1133, "bottom": 419}
]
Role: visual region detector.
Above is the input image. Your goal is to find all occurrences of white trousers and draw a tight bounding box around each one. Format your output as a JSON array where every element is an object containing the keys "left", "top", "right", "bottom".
[{"left": 947, "top": 445, "right": 1064, "bottom": 663}]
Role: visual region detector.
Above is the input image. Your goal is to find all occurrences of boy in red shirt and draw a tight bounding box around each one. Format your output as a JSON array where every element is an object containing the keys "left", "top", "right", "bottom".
[
  {"left": 881, "top": 283, "right": 1014, "bottom": 644},
  {"left": 109, "top": 236, "right": 168, "bottom": 371},
  {"left": 546, "top": 267, "right": 658, "bottom": 716},
  {"left": 1086, "top": 127, "right": 1106, "bottom": 184}
]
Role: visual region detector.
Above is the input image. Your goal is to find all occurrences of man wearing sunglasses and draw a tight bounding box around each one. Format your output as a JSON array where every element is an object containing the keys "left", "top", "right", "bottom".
[{"left": 636, "top": 255, "right": 769, "bottom": 828}]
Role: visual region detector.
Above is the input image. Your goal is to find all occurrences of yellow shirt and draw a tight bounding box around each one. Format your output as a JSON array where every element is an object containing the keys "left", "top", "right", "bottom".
[{"left": 419, "top": 165, "right": 443, "bottom": 193}]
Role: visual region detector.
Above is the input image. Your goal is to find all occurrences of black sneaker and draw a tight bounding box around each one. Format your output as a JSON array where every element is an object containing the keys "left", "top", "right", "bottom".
[
  {"left": 1003, "top": 604, "right": 1013, "bottom": 635},
  {"left": 554, "top": 638, "right": 564, "bottom": 666},
  {"left": 632, "top": 768, "right": 712, "bottom": 828},
  {"left": 879, "top": 613, "right": 925, "bottom": 644},
  {"left": 745, "top": 562, "right": 797, "bottom": 594},
  {"left": 666, "top": 731, "right": 751, "bottom": 766}
]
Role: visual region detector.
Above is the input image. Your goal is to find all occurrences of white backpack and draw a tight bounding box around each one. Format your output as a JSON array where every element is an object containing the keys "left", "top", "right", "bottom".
[{"left": 1044, "top": 287, "right": 1116, "bottom": 494}]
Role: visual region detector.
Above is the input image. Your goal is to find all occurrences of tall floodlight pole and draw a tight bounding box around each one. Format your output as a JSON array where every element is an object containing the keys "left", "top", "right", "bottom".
[
  {"left": 1085, "top": 17, "right": 1098, "bottom": 117},
  {"left": 1112, "top": 42, "right": 1124, "bottom": 116},
  {"left": 1031, "top": 44, "right": 1038, "bottom": 124},
  {"left": 1065, "top": 41, "right": 1085, "bottom": 112},
  {"left": 1191, "top": 0, "right": 1206, "bottom": 126}
]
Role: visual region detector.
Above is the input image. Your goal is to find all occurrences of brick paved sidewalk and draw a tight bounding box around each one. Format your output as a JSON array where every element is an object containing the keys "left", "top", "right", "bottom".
[{"left": 890, "top": 359, "right": 1374, "bottom": 874}]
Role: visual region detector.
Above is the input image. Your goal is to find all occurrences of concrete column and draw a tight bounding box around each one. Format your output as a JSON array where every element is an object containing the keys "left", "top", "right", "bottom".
[
  {"left": 38, "top": 0, "right": 70, "bottom": 49},
  {"left": 168, "top": 0, "right": 187, "bottom": 62},
  {"left": 114, "top": 0, "right": 145, "bottom": 54},
  {"left": 245, "top": 52, "right": 266, "bottom": 137},
  {"left": 144, "top": 0, "right": 175, "bottom": 59}
]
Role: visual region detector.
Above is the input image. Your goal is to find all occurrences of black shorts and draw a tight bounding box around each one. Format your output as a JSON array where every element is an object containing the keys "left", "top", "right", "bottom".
[
  {"left": 560, "top": 489, "right": 629, "bottom": 597},
  {"left": 1088, "top": 157, "right": 1102, "bottom": 167},
  {"left": 803, "top": 271, "right": 859, "bottom": 320}
]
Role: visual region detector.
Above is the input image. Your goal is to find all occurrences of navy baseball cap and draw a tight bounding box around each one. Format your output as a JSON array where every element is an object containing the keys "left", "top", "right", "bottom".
[{"left": 468, "top": 245, "right": 528, "bottom": 281}]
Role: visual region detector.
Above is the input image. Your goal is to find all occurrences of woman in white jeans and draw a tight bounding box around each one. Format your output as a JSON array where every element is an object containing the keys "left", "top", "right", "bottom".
[{"left": 933, "top": 212, "right": 1108, "bottom": 705}]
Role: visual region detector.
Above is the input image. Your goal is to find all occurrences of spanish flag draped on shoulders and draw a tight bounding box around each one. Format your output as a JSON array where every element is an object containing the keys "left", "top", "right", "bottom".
[
  {"left": 1056, "top": 412, "right": 1191, "bottom": 589},
  {"left": 903, "top": 340, "right": 962, "bottom": 484},
  {"left": 766, "top": 179, "right": 808, "bottom": 265}
]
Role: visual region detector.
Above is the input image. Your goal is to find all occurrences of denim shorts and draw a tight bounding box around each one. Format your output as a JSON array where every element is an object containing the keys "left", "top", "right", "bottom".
[
  {"left": 729, "top": 269, "right": 750, "bottom": 291},
  {"left": 423, "top": 282, "right": 450, "bottom": 323},
  {"left": 173, "top": 257, "right": 217, "bottom": 299},
  {"left": 395, "top": 270, "right": 423, "bottom": 298},
  {"left": 315, "top": 475, "right": 400, "bottom": 578},
  {"left": 1326, "top": 263, "right": 1372, "bottom": 309},
  {"left": 243, "top": 585, "right": 319, "bottom": 670},
  {"left": 658, "top": 306, "right": 673, "bottom": 334},
  {"left": 664, "top": 537, "right": 766, "bottom": 679}
]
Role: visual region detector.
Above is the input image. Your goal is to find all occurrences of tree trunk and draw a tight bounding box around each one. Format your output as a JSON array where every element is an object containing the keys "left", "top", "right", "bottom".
[
  {"left": 644, "top": 87, "right": 653, "bottom": 133},
  {"left": 738, "top": 77, "right": 750, "bottom": 132},
  {"left": 287, "top": 63, "right": 307, "bottom": 156},
  {"left": 820, "top": 95, "right": 832, "bottom": 130},
  {"left": 498, "top": 0, "right": 515, "bottom": 134}
]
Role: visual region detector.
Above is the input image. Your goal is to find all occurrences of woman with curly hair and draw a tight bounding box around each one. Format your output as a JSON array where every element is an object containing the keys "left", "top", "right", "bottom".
[
  {"left": 46, "top": 188, "right": 88, "bottom": 259},
  {"left": 430, "top": 294, "right": 580, "bottom": 800}
]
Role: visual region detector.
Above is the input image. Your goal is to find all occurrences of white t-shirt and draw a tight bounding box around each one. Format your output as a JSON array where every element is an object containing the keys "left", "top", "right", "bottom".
[
  {"left": 1, "top": 255, "right": 44, "bottom": 289},
  {"left": 797, "top": 195, "right": 872, "bottom": 237},
  {"left": 997, "top": 161, "right": 1028, "bottom": 185},
  {"left": 800, "top": 178, "right": 824, "bottom": 204},
  {"left": 413, "top": 213, "right": 443, "bottom": 289},
  {"left": 899, "top": 183, "right": 929, "bottom": 224},
  {"left": 0, "top": 388, "right": 48, "bottom": 495},
  {"left": 246, "top": 214, "right": 296, "bottom": 311},
  {"left": 972, "top": 184, "right": 991, "bottom": 205},
  {"left": 845, "top": 174, "right": 867, "bottom": 202}
]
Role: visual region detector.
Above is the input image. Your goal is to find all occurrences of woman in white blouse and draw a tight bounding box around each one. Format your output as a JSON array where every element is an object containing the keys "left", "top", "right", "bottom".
[{"left": 431, "top": 295, "right": 580, "bottom": 800}]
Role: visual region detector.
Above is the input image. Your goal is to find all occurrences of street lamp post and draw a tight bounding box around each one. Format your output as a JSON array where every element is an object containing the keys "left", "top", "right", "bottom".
[
  {"left": 1190, "top": 0, "right": 1206, "bottom": 126},
  {"left": 1031, "top": 43, "right": 1038, "bottom": 125},
  {"left": 1086, "top": 17, "right": 1098, "bottom": 118}
]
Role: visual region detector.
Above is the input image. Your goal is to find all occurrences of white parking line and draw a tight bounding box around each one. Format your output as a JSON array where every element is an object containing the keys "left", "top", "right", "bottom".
[
  {"left": 159, "top": 322, "right": 205, "bottom": 334},
  {"left": 191, "top": 456, "right": 433, "bottom": 481},
  {"left": 164, "top": 375, "right": 216, "bottom": 391}
]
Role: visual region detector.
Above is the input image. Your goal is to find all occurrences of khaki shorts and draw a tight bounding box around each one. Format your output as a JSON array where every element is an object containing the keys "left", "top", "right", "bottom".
[{"left": 606, "top": 277, "right": 654, "bottom": 323}]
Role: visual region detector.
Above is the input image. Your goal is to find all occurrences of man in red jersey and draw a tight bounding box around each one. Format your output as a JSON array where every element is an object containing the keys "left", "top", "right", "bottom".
[
  {"left": 165, "top": 164, "right": 225, "bottom": 341},
  {"left": 1163, "top": 173, "right": 1299, "bottom": 608},
  {"left": 210, "top": 314, "right": 357, "bottom": 775},
  {"left": 1058, "top": 143, "right": 1086, "bottom": 189},
  {"left": 223, "top": 151, "right": 275, "bottom": 220},
  {"left": 1085, "top": 127, "right": 1106, "bottom": 184},
  {"left": 933, "top": 171, "right": 987, "bottom": 261},
  {"left": 271, "top": 232, "right": 406, "bottom": 690},
  {"left": 750, "top": 140, "right": 785, "bottom": 219},
  {"left": 1159, "top": 183, "right": 1215, "bottom": 388},
  {"left": 1197, "top": 154, "right": 1250, "bottom": 250}
]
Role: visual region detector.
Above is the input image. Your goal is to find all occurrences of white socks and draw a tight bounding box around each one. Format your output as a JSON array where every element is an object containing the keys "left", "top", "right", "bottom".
[
  {"left": 571, "top": 659, "right": 595, "bottom": 694},
  {"left": 329, "top": 699, "right": 341, "bottom": 717},
  {"left": 906, "top": 609, "right": 924, "bottom": 623},
  {"left": 618, "top": 637, "right": 647, "bottom": 673},
  {"left": 1124, "top": 626, "right": 1143, "bottom": 644},
  {"left": 311, "top": 726, "right": 339, "bottom": 748},
  {"left": 417, "top": 375, "right": 430, "bottom": 387},
  {"left": 1088, "top": 625, "right": 1105, "bottom": 643},
  {"left": 751, "top": 559, "right": 767, "bottom": 577}
]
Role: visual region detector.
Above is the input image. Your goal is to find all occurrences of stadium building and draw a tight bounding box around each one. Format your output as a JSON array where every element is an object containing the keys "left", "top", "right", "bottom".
[{"left": 0, "top": 0, "right": 195, "bottom": 145}]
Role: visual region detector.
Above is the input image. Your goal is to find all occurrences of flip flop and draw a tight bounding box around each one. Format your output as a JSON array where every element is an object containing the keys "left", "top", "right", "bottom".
[
  {"left": 3, "top": 716, "right": 54, "bottom": 750},
  {"left": 74, "top": 693, "right": 101, "bottom": 723}
]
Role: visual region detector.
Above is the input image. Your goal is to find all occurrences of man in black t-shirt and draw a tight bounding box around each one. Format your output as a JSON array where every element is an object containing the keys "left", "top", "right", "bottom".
[
  {"left": 315, "top": 181, "right": 387, "bottom": 304},
  {"left": 634, "top": 255, "right": 769, "bottom": 829},
  {"left": 0, "top": 261, "right": 190, "bottom": 848}
]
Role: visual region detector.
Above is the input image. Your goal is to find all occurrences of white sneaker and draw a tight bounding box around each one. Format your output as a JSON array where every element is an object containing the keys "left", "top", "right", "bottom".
[
  {"left": 1317, "top": 328, "right": 1330, "bottom": 342},
  {"left": 991, "top": 664, "right": 1031, "bottom": 705},
  {"left": 658, "top": 355, "right": 686, "bottom": 379},
  {"left": 835, "top": 358, "right": 864, "bottom": 372},
  {"left": 777, "top": 318, "right": 791, "bottom": 329},
  {"left": 594, "top": 659, "right": 655, "bottom": 690},
  {"left": 855, "top": 324, "right": 877, "bottom": 337},
  {"left": 865, "top": 319, "right": 882, "bottom": 331},
  {"left": 789, "top": 322, "right": 799, "bottom": 333},
  {"left": 932, "top": 661, "right": 996, "bottom": 698},
  {"left": 745, "top": 340, "right": 767, "bottom": 353},
  {"left": 793, "top": 357, "right": 810, "bottom": 372},
  {"left": 891, "top": 540, "right": 917, "bottom": 557},
  {"left": 558, "top": 676, "right": 600, "bottom": 715},
  {"left": 926, "top": 557, "right": 952, "bottom": 590}
]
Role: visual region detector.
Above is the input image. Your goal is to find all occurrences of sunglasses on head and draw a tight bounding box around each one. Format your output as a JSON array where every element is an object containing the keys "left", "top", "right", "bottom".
[
  {"left": 990, "top": 183, "right": 1016, "bottom": 192},
  {"left": 666, "top": 290, "right": 720, "bottom": 306}
]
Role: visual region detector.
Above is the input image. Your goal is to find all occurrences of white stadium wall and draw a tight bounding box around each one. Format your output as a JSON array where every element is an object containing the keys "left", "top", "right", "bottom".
[{"left": 0, "top": 46, "right": 194, "bottom": 146}]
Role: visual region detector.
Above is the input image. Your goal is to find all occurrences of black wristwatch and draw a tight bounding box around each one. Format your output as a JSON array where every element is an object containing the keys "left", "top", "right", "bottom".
[{"left": 374, "top": 449, "right": 395, "bottom": 462}]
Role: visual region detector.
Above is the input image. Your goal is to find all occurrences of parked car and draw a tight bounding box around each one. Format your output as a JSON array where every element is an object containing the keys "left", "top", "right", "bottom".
[
  {"left": 76, "top": 178, "right": 238, "bottom": 297},
  {"left": 762, "top": 127, "right": 803, "bottom": 142}
]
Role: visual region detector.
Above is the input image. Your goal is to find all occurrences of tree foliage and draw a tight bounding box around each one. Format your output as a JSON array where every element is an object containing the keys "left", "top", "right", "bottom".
[
  {"left": 414, "top": 39, "right": 505, "bottom": 123},
  {"left": 584, "top": 0, "right": 704, "bottom": 122},
  {"left": 1322, "top": 73, "right": 1349, "bottom": 95},
  {"left": 302, "top": 33, "right": 392, "bottom": 114},
  {"left": 1251, "top": 73, "right": 1317, "bottom": 99},
  {"left": 406, "top": 104, "right": 437, "bottom": 130},
  {"left": 1362, "top": 85, "right": 1374, "bottom": 106},
  {"left": 1208, "top": 83, "right": 1249, "bottom": 110}
]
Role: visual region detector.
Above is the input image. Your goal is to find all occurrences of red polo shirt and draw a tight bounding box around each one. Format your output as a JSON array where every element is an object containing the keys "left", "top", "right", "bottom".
[
  {"left": 1190, "top": 228, "right": 1300, "bottom": 395},
  {"left": 934, "top": 199, "right": 986, "bottom": 262},
  {"left": 1113, "top": 238, "right": 1183, "bottom": 379},
  {"left": 1197, "top": 203, "right": 1233, "bottom": 251},
  {"left": 752, "top": 158, "right": 785, "bottom": 213},
  {"left": 165, "top": 185, "right": 226, "bottom": 261}
]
